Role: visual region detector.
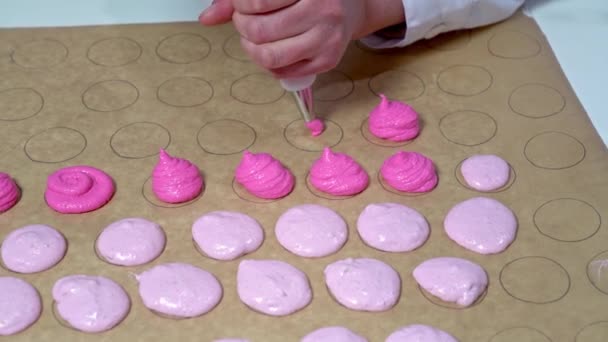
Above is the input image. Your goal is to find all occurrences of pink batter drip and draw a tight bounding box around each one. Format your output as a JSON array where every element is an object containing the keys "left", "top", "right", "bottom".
[
  {"left": 368, "top": 94, "right": 420, "bottom": 142},
  {"left": 306, "top": 119, "right": 325, "bottom": 137},
  {"left": 381, "top": 151, "right": 438, "bottom": 193},
  {"left": 235, "top": 151, "right": 294, "bottom": 199},
  {"left": 152, "top": 149, "right": 203, "bottom": 204},
  {"left": 45, "top": 166, "right": 114, "bottom": 214},
  {"left": 0, "top": 172, "right": 20, "bottom": 213},
  {"left": 309, "top": 147, "right": 369, "bottom": 196}
]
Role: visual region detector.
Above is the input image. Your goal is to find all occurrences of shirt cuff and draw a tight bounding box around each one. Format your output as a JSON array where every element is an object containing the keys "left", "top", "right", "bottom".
[{"left": 360, "top": 0, "right": 443, "bottom": 49}]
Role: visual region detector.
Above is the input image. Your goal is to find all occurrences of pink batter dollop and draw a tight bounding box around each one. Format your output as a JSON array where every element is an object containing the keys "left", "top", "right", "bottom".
[
  {"left": 460, "top": 154, "right": 510, "bottom": 191},
  {"left": 192, "top": 211, "right": 264, "bottom": 261},
  {"left": 137, "top": 263, "right": 222, "bottom": 318},
  {"left": 96, "top": 218, "right": 166, "bottom": 266},
  {"left": 413, "top": 257, "right": 488, "bottom": 307},
  {"left": 152, "top": 149, "right": 203, "bottom": 204},
  {"left": 301, "top": 326, "right": 368, "bottom": 342},
  {"left": 0, "top": 277, "right": 41, "bottom": 336},
  {"left": 275, "top": 204, "right": 347, "bottom": 258},
  {"left": 237, "top": 259, "right": 312, "bottom": 316},
  {"left": 381, "top": 151, "right": 438, "bottom": 193},
  {"left": 0, "top": 172, "right": 19, "bottom": 213},
  {"left": 235, "top": 151, "right": 295, "bottom": 200},
  {"left": 444, "top": 197, "right": 517, "bottom": 254},
  {"left": 52, "top": 275, "right": 130, "bottom": 333},
  {"left": 1, "top": 224, "right": 66, "bottom": 273},
  {"left": 324, "top": 258, "right": 401, "bottom": 312},
  {"left": 309, "top": 147, "right": 369, "bottom": 196},
  {"left": 306, "top": 119, "right": 326, "bottom": 137},
  {"left": 44, "top": 165, "right": 114, "bottom": 214},
  {"left": 385, "top": 324, "right": 459, "bottom": 342},
  {"left": 368, "top": 94, "right": 420, "bottom": 142},
  {"left": 357, "top": 203, "right": 429, "bottom": 252}
]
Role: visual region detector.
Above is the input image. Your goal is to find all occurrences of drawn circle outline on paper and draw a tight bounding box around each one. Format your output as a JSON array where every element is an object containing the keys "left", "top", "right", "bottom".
[
  {"left": 156, "top": 33, "right": 211, "bottom": 64},
  {"left": 87, "top": 37, "right": 143, "bottom": 67},
  {"left": 82, "top": 80, "right": 139, "bottom": 112},
  {"left": 24, "top": 127, "right": 87, "bottom": 163},
  {"left": 197, "top": 119, "right": 257, "bottom": 155},
  {"left": 314, "top": 71, "right": 355, "bottom": 101},
  {"left": 524, "top": 131, "right": 586, "bottom": 170},
  {"left": 368, "top": 69, "right": 425, "bottom": 101},
  {"left": 439, "top": 110, "right": 497, "bottom": 146},
  {"left": 488, "top": 30, "right": 541, "bottom": 59},
  {"left": 534, "top": 198, "right": 601, "bottom": 242},
  {"left": 489, "top": 327, "right": 552, "bottom": 342},
  {"left": 437, "top": 64, "right": 493, "bottom": 96},
  {"left": 0, "top": 88, "right": 44, "bottom": 122},
  {"left": 499, "top": 256, "right": 570, "bottom": 304},
  {"left": 509, "top": 83, "right": 566, "bottom": 118},
  {"left": 230, "top": 73, "right": 286, "bottom": 105},
  {"left": 223, "top": 34, "right": 249, "bottom": 62},
  {"left": 110, "top": 122, "right": 171, "bottom": 159},
  {"left": 11, "top": 38, "right": 68, "bottom": 68},
  {"left": 157, "top": 77, "right": 214, "bottom": 107}
]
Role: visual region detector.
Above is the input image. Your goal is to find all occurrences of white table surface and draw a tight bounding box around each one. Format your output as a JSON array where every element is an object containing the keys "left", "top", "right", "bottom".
[{"left": 1, "top": 0, "right": 606, "bottom": 145}]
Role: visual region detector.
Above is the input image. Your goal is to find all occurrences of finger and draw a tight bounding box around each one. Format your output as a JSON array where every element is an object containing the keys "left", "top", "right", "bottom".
[
  {"left": 232, "top": 5, "right": 312, "bottom": 44},
  {"left": 232, "top": 0, "right": 298, "bottom": 14},
  {"left": 199, "top": 0, "right": 235, "bottom": 26},
  {"left": 240, "top": 27, "right": 323, "bottom": 70},
  {"left": 271, "top": 54, "right": 341, "bottom": 78}
]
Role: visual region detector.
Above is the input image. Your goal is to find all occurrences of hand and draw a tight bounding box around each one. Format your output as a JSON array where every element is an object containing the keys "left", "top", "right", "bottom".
[{"left": 200, "top": 0, "right": 405, "bottom": 78}]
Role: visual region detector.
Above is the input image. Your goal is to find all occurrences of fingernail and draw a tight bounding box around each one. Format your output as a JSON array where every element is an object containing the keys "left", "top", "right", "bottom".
[{"left": 199, "top": 0, "right": 216, "bottom": 20}]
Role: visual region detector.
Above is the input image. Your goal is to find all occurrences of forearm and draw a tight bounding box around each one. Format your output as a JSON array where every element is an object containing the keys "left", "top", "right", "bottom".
[{"left": 353, "top": 0, "right": 405, "bottom": 39}]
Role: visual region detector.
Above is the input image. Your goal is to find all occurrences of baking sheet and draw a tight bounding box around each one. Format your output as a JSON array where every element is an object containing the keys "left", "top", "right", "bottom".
[{"left": 1, "top": 11, "right": 607, "bottom": 342}]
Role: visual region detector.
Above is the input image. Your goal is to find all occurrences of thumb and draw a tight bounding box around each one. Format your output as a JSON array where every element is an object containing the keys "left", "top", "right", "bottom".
[{"left": 199, "top": 0, "right": 235, "bottom": 26}]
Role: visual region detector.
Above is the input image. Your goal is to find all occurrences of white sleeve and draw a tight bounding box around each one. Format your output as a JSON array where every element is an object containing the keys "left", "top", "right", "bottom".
[{"left": 360, "top": 0, "right": 525, "bottom": 49}]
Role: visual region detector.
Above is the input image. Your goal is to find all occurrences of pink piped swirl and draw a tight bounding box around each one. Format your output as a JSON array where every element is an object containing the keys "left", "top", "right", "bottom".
[
  {"left": 0, "top": 172, "right": 20, "bottom": 213},
  {"left": 45, "top": 166, "right": 115, "bottom": 214},
  {"left": 381, "top": 151, "right": 438, "bottom": 193},
  {"left": 309, "top": 147, "right": 369, "bottom": 196},
  {"left": 235, "top": 151, "right": 294, "bottom": 199},
  {"left": 368, "top": 94, "right": 420, "bottom": 142},
  {"left": 152, "top": 149, "right": 203, "bottom": 204}
]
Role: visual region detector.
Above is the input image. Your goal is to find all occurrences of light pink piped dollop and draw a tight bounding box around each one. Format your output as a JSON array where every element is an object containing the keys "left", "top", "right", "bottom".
[
  {"left": 368, "top": 94, "right": 420, "bottom": 142},
  {"left": 152, "top": 149, "right": 203, "bottom": 204},
  {"left": 381, "top": 151, "right": 438, "bottom": 193},
  {"left": 306, "top": 119, "right": 325, "bottom": 137},
  {"left": 235, "top": 151, "right": 294, "bottom": 199},
  {"left": 309, "top": 147, "right": 369, "bottom": 196},
  {"left": 0, "top": 172, "right": 19, "bottom": 213}
]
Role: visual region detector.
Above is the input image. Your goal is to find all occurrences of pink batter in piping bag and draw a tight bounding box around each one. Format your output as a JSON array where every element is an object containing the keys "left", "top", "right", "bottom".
[{"left": 280, "top": 76, "right": 325, "bottom": 136}]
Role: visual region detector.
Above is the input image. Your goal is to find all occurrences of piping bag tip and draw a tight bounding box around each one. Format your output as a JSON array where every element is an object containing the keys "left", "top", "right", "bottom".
[{"left": 280, "top": 75, "right": 324, "bottom": 136}]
